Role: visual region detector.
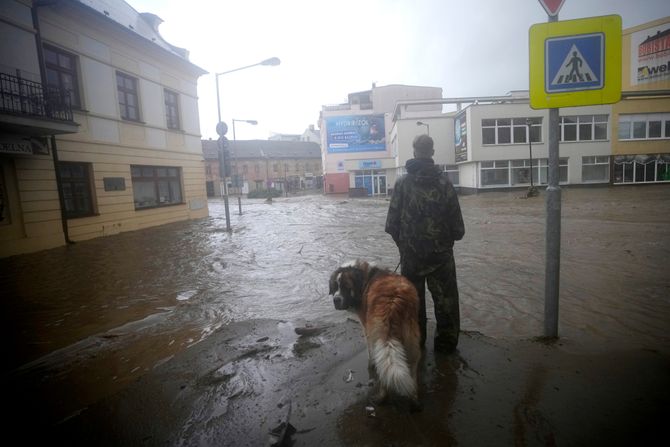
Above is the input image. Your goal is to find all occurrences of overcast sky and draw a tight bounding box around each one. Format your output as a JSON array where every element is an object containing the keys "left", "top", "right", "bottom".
[{"left": 126, "top": 0, "right": 669, "bottom": 141}]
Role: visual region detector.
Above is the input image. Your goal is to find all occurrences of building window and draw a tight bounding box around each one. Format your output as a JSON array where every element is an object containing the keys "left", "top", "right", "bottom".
[
  {"left": 164, "top": 89, "right": 180, "bottom": 129},
  {"left": 618, "top": 113, "right": 670, "bottom": 140},
  {"left": 43, "top": 44, "right": 81, "bottom": 108},
  {"left": 442, "top": 165, "right": 459, "bottom": 186},
  {"left": 481, "top": 160, "right": 509, "bottom": 186},
  {"left": 131, "top": 165, "right": 182, "bottom": 209},
  {"left": 560, "top": 115, "right": 608, "bottom": 142},
  {"left": 482, "top": 118, "right": 542, "bottom": 145},
  {"left": 0, "top": 164, "right": 8, "bottom": 224},
  {"left": 480, "top": 158, "right": 567, "bottom": 187},
  {"left": 582, "top": 156, "right": 610, "bottom": 183},
  {"left": 58, "top": 162, "right": 94, "bottom": 218},
  {"left": 510, "top": 159, "right": 537, "bottom": 185},
  {"left": 116, "top": 72, "right": 140, "bottom": 121},
  {"left": 613, "top": 155, "right": 670, "bottom": 184}
]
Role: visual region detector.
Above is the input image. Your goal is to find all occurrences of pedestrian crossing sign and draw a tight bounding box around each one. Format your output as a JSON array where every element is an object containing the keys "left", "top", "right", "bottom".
[{"left": 529, "top": 15, "right": 621, "bottom": 109}]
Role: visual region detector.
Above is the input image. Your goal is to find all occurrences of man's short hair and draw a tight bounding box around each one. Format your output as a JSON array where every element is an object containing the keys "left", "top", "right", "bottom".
[{"left": 413, "top": 134, "right": 434, "bottom": 159}]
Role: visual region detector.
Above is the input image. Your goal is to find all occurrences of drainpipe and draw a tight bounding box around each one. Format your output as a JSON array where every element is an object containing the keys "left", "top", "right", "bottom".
[
  {"left": 50, "top": 136, "right": 73, "bottom": 244},
  {"left": 33, "top": 2, "right": 74, "bottom": 244}
]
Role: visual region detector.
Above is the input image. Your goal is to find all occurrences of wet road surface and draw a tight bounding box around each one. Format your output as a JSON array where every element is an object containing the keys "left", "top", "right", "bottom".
[{"left": 2, "top": 185, "right": 669, "bottom": 444}]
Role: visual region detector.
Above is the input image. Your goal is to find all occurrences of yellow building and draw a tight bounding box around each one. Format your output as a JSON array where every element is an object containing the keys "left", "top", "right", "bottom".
[
  {"left": 0, "top": 0, "right": 208, "bottom": 257},
  {"left": 612, "top": 16, "right": 670, "bottom": 184}
]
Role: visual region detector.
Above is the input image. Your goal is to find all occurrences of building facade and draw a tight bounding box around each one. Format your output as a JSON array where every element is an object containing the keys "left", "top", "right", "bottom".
[
  {"left": 611, "top": 16, "right": 670, "bottom": 184},
  {"left": 324, "top": 18, "right": 669, "bottom": 197},
  {"left": 0, "top": 0, "right": 208, "bottom": 258},
  {"left": 319, "top": 84, "right": 442, "bottom": 195},
  {"left": 202, "top": 139, "right": 322, "bottom": 195},
  {"left": 389, "top": 18, "right": 669, "bottom": 194},
  {"left": 392, "top": 92, "right": 631, "bottom": 193}
]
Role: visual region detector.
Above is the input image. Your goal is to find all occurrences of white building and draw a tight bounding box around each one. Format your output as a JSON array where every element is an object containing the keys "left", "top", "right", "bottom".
[
  {"left": 319, "top": 84, "right": 442, "bottom": 195},
  {"left": 391, "top": 91, "right": 613, "bottom": 193}
]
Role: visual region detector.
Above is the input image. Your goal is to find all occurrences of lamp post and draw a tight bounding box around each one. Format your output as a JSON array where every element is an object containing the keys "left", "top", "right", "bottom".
[
  {"left": 416, "top": 120, "right": 430, "bottom": 135},
  {"left": 215, "top": 57, "right": 280, "bottom": 123},
  {"left": 526, "top": 118, "right": 538, "bottom": 197},
  {"left": 231, "top": 118, "right": 258, "bottom": 214},
  {"left": 213, "top": 57, "right": 280, "bottom": 230}
]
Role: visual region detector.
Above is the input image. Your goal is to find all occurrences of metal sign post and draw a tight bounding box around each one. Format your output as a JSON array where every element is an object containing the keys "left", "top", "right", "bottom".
[
  {"left": 530, "top": 7, "right": 622, "bottom": 338},
  {"left": 216, "top": 121, "right": 232, "bottom": 232}
]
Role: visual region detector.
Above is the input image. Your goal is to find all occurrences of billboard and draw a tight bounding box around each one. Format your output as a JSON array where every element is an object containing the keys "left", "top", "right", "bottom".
[
  {"left": 630, "top": 24, "right": 670, "bottom": 86},
  {"left": 454, "top": 111, "right": 467, "bottom": 163},
  {"left": 326, "top": 115, "right": 385, "bottom": 153}
]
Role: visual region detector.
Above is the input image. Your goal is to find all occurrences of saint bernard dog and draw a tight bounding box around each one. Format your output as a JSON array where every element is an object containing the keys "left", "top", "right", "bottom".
[{"left": 329, "top": 260, "right": 421, "bottom": 406}]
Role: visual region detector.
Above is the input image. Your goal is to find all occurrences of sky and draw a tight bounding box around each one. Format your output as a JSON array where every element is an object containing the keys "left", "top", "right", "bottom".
[{"left": 126, "top": 0, "right": 670, "bottom": 141}]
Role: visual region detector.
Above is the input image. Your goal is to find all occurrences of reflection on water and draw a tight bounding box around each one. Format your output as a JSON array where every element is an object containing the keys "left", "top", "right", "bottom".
[{"left": 3, "top": 186, "right": 670, "bottom": 379}]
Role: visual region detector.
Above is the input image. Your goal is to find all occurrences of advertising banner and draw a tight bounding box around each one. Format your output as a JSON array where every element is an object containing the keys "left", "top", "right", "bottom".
[
  {"left": 326, "top": 115, "right": 385, "bottom": 153},
  {"left": 454, "top": 111, "right": 468, "bottom": 163},
  {"left": 631, "top": 24, "right": 670, "bottom": 86}
]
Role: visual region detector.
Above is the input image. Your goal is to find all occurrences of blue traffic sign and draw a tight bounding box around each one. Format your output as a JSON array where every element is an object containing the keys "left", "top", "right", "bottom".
[{"left": 545, "top": 33, "right": 604, "bottom": 93}]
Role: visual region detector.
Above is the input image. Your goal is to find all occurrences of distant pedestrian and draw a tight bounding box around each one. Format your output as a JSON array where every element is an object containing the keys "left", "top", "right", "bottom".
[{"left": 385, "top": 134, "right": 465, "bottom": 353}]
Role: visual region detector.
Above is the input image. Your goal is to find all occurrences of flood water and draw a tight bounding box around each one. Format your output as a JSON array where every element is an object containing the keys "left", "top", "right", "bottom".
[{"left": 2, "top": 185, "right": 669, "bottom": 420}]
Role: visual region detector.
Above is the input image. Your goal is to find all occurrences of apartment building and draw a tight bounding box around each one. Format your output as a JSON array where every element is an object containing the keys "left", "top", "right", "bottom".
[{"left": 0, "top": 0, "right": 207, "bottom": 257}]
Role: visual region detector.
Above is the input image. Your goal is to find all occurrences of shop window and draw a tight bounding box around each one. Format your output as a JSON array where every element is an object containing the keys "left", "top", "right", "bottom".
[
  {"left": 131, "top": 165, "right": 183, "bottom": 209},
  {"left": 582, "top": 156, "right": 609, "bottom": 182},
  {"left": 480, "top": 160, "right": 509, "bottom": 186},
  {"left": 442, "top": 165, "right": 459, "bottom": 186}
]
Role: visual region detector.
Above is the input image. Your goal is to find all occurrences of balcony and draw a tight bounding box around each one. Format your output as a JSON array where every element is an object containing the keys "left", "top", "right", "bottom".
[{"left": 0, "top": 73, "right": 79, "bottom": 136}]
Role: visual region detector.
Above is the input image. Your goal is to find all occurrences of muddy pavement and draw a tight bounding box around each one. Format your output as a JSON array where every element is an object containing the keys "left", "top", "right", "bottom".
[{"left": 3, "top": 185, "right": 670, "bottom": 445}]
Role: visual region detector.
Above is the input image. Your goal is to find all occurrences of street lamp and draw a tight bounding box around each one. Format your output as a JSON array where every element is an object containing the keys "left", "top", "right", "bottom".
[
  {"left": 416, "top": 120, "right": 430, "bottom": 135},
  {"left": 231, "top": 118, "right": 258, "bottom": 214},
  {"left": 526, "top": 118, "right": 538, "bottom": 197},
  {"left": 215, "top": 57, "right": 280, "bottom": 123},
  {"left": 213, "top": 57, "right": 280, "bottom": 230}
]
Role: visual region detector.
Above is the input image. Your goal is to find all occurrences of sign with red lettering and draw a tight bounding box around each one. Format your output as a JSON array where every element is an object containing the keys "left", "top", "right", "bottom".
[
  {"left": 630, "top": 23, "right": 670, "bottom": 86},
  {"left": 538, "top": 0, "right": 565, "bottom": 17}
]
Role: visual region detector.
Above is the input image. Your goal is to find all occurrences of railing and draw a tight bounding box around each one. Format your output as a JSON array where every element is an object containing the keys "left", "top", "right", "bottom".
[{"left": 0, "top": 73, "right": 74, "bottom": 122}]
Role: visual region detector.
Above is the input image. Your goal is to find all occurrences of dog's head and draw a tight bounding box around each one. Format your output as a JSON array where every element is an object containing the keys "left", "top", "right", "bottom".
[{"left": 328, "top": 260, "right": 373, "bottom": 311}]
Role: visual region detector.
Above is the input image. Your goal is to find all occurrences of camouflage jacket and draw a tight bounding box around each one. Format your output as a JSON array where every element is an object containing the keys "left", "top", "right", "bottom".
[{"left": 385, "top": 158, "right": 464, "bottom": 258}]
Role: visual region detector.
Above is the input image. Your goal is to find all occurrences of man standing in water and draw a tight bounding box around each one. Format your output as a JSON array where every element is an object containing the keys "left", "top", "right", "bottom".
[{"left": 385, "top": 134, "right": 465, "bottom": 353}]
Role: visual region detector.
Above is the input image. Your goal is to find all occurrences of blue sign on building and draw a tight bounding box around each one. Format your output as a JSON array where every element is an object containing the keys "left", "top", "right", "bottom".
[
  {"left": 358, "top": 160, "right": 381, "bottom": 169},
  {"left": 545, "top": 33, "right": 604, "bottom": 93}
]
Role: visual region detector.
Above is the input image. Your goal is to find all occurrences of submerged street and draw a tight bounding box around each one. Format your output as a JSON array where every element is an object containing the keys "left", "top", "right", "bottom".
[{"left": 3, "top": 186, "right": 669, "bottom": 445}]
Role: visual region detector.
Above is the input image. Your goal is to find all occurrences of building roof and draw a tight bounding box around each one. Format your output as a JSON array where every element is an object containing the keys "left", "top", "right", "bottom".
[
  {"left": 202, "top": 139, "right": 321, "bottom": 160},
  {"left": 202, "top": 139, "right": 220, "bottom": 160},
  {"left": 71, "top": 0, "right": 205, "bottom": 73}
]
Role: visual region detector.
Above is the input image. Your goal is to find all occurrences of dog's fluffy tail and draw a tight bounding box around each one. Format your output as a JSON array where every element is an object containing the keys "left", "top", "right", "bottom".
[{"left": 372, "top": 338, "right": 416, "bottom": 398}]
